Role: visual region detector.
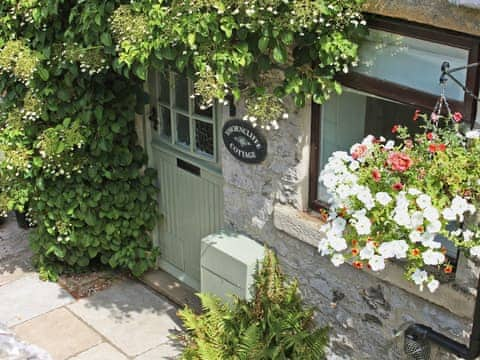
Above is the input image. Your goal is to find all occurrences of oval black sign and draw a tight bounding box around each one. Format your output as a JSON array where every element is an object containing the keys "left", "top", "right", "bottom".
[{"left": 222, "top": 119, "right": 267, "bottom": 164}]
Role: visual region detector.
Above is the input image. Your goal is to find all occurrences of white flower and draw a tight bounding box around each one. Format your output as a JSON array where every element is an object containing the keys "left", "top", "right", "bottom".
[
  {"left": 422, "top": 249, "right": 445, "bottom": 265},
  {"left": 331, "top": 217, "right": 347, "bottom": 236},
  {"left": 442, "top": 208, "right": 457, "bottom": 221},
  {"left": 356, "top": 186, "right": 374, "bottom": 210},
  {"left": 416, "top": 194, "right": 432, "bottom": 209},
  {"left": 466, "top": 130, "right": 480, "bottom": 139},
  {"left": 349, "top": 161, "right": 360, "bottom": 171},
  {"left": 318, "top": 238, "right": 331, "bottom": 256},
  {"left": 378, "top": 240, "right": 408, "bottom": 259},
  {"left": 362, "top": 135, "right": 375, "bottom": 146},
  {"left": 470, "top": 246, "right": 480, "bottom": 258},
  {"left": 409, "top": 231, "right": 423, "bottom": 243},
  {"left": 327, "top": 234, "right": 348, "bottom": 252},
  {"left": 426, "top": 220, "right": 441, "bottom": 233},
  {"left": 410, "top": 211, "right": 424, "bottom": 228},
  {"left": 408, "top": 188, "right": 422, "bottom": 196},
  {"left": 427, "top": 279, "right": 440, "bottom": 293},
  {"left": 359, "top": 243, "right": 375, "bottom": 260},
  {"left": 331, "top": 254, "right": 345, "bottom": 267},
  {"left": 384, "top": 140, "right": 395, "bottom": 150},
  {"left": 375, "top": 192, "right": 392, "bottom": 206},
  {"left": 351, "top": 210, "right": 371, "bottom": 235},
  {"left": 463, "top": 230, "right": 474, "bottom": 242},
  {"left": 411, "top": 269, "right": 428, "bottom": 291},
  {"left": 423, "top": 207, "right": 439, "bottom": 222},
  {"left": 368, "top": 255, "right": 385, "bottom": 271}
]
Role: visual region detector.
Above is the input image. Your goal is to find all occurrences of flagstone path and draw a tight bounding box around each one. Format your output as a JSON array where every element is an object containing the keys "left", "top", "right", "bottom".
[{"left": 0, "top": 214, "right": 183, "bottom": 360}]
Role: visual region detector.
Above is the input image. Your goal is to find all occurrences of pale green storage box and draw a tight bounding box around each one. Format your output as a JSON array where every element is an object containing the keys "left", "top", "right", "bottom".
[{"left": 201, "top": 231, "right": 265, "bottom": 302}]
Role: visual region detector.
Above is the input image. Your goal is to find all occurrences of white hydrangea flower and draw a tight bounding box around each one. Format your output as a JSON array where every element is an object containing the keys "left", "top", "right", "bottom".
[
  {"left": 368, "top": 255, "right": 385, "bottom": 271},
  {"left": 422, "top": 249, "right": 445, "bottom": 265},
  {"left": 331, "top": 253, "right": 345, "bottom": 267}
]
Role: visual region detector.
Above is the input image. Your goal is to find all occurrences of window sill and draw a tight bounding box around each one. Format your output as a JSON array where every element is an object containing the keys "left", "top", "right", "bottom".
[{"left": 273, "top": 203, "right": 476, "bottom": 319}]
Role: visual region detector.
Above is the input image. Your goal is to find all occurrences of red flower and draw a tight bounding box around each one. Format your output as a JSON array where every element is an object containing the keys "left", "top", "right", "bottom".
[
  {"left": 426, "top": 132, "right": 434, "bottom": 141},
  {"left": 351, "top": 144, "right": 368, "bottom": 160},
  {"left": 387, "top": 152, "right": 413, "bottom": 172},
  {"left": 413, "top": 110, "right": 422, "bottom": 121},
  {"left": 392, "top": 182, "right": 404, "bottom": 191},
  {"left": 429, "top": 143, "right": 447, "bottom": 153},
  {"left": 453, "top": 112, "right": 463, "bottom": 123},
  {"left": 372, "top": 169, "right": 381, "bottom": 182},
  {"left": 391, "top": 125, "right": 400, "bottom": 133},
  {"left": 444, "top": 265, "right": 454, "bottom": 274}
]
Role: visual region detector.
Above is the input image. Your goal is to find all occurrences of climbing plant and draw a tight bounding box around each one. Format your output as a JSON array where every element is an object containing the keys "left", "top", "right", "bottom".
[{"left": 0, "top": 0, "right": 365, "bottom": 279}]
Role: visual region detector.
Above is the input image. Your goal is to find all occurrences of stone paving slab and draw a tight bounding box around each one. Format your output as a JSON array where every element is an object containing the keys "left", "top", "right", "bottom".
[
  {"left": 14, "top": 307, "right": 102, "bottom": 360},
  {"left": 69, "top": 343, "right": 128, "bottom": 360},
  {"left": 0, "top": 322, "right": 52, "bottom": 360},
  {"left": 0, "top": 274, "right": 74, "bottom": 326},
  {"left": 68, "top": 279, "right": 181, "bottom": 357},
  {"left": 135, "top": 341, "right": 182, "bottom": 360}
]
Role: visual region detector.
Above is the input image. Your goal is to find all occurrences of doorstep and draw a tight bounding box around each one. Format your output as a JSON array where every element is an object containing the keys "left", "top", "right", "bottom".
[{"left": 141, "top": 269, "right": 201, "bottom": 313}]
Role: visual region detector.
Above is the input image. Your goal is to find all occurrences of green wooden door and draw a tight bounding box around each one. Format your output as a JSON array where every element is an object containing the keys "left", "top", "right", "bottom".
[{"left": 145, "top": 72, "right": 224, "bottom": 290}]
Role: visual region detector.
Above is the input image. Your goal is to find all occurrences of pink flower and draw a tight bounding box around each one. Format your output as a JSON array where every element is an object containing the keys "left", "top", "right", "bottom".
[
  {"left": 351, "top": 144, "right": 368, "bottom": 160},
  {"left": 431, "top": 113, "right": 439, "bottom": 123},
  {"left": 453, "top": 112, "right": 463, "bottom": 123},
  {"left": 391, "top": 125, "right": 400, "bottom": 134},
  {"left": 387, "top": 152, "right": 413, "bottom": 172},
  {"left": 372, "top": 169, "right": 381, "bottom": 182},
  {"left": 413, "top": 110, "right": 422, "bottom": 121},
  {"left": 426, "top": 132, "right": 434, "bottom": 141},
  {"left": 392, "top": 182, "right": 404, "bottom": 191}
]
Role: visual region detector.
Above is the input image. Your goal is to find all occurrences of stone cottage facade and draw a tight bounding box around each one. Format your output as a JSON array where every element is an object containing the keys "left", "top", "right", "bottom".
[
  {"left": 138, "top": 1, "right": 480, "bottom": 358},
  {"left": 221, "top": 2, "right": 480, "bottom": 359}
]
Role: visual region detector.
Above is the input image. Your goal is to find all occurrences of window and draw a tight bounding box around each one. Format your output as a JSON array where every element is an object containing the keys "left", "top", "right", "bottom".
[
  {"left": 150, "top": 72, "right": 219, "bottom": 164},
  {"left": 309, "top": 17, "right": 480, "bottom": 260}
]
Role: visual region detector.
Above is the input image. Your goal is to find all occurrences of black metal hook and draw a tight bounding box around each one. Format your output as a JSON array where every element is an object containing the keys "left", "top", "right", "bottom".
[{"left": 440, "top": 61, "right": 480, "bottom": 101}]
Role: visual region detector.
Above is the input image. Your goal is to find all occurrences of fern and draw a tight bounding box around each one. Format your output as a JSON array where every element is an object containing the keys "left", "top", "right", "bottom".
[{"left": 178, "top": 248, "right": 329, "bottom": 359}]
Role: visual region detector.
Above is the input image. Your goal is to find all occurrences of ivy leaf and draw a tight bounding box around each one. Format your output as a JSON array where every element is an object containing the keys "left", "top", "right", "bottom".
[
  {"left": 273, "top": 46, "right": 287, "bottom": 64},
  {"left": 37, "top": 66, "right": 49, "bottom": 81},
  {"left": 258, "top": 37, "right": 270, "bottom": 53}
]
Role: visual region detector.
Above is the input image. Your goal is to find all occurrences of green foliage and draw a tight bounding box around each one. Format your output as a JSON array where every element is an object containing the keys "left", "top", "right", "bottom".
[
  {"left": 0, "top": 0, "right": 158, "bottom": 279},
  {"left": 110, "top": 0, "right": 366, "bottom": 128},
  {"left": 178, "top": 249, "right": 329, "bottom": 359}
]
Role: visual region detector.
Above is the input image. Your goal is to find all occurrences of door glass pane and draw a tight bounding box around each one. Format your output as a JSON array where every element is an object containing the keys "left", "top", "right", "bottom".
[
  {"left": 160, "top": 106, "right": 171, "bottom": 138},
  {"left": 158, "top": 73, "right": 170, "bottom": 104},
  {"left": 195, "top": 120, "right": 214, "bottom": 156},
  {"left": 176, "top": 113, "right": 190, "bottom": 146},
  {"left": 194, "top": 97, "right": 213, "bottom": 118},
  {"left": 356, "top": 29, "right": 469, "bottom": 101},
  {"left": 174, "top": 75, "right": 189, "bottom": 111}
]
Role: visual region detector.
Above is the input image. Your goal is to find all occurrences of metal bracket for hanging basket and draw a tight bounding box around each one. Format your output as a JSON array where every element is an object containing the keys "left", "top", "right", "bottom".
[{"left": 440, "top": 61, "right": 480, "bottom": 102}]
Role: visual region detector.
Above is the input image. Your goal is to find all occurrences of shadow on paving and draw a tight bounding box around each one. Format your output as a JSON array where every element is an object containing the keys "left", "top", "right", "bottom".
[{"left": 0, "top": 213, "right": 34, "bottom": 285}]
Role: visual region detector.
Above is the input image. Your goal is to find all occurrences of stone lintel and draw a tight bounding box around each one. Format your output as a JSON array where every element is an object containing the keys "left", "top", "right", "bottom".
[{"left": 363, "top": 0, "right": 480, "bottom": 37}]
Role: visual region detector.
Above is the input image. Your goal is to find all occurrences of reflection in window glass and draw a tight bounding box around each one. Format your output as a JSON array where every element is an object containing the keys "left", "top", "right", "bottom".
[
  {"left": 195, "top": 120, "right": 214, "bottom": 156},
  {"left": 158, "top": 73, "right": 170, "bottom": 104},
  {"left": 160, "top": 106, "right": 171, "bottom": 138},
  {"left": 176, "top": 113, "right": 190, "bottom": 146},
  {"left": 174, "top": 75, "right": 189, "bottom": 111},
  {"left": 356, "top": 29, "right": 469, "bottom": 101},
  {"left": 194, "top": 97, "right": 213, "bottom": 118}
]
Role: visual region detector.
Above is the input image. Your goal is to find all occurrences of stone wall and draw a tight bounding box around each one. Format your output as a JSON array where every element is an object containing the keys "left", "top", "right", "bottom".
[{"left": 220, "top": 101, "right": 476, "bottom": 359}]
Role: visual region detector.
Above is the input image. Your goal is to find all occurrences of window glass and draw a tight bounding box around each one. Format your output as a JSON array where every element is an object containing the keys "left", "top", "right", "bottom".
[
  {"left": 176, "top": 113, "right": 190, "bottom": 146},
  {"left": 174, "top": 75, "right": 189, "bottom": 111},
  {"left": 158, "top": 73, "right": 170, "bottom": 104},
  {"left": 159, "top": 106, "right": 171, "bottom": 138},
  {"left": 356, "top": 29, "right": 469, "bottom": 101},
  {"left": 195, "top": 120, "right": 214, "bottom": 157}
]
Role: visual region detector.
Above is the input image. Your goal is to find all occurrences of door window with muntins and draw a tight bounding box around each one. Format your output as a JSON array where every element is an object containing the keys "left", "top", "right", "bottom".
[{"left": 152, "top": 72, "right": 218, "bottom": 163}]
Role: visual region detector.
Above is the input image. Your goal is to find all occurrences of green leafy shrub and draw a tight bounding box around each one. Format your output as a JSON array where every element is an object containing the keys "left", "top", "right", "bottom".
[{"left": 178, "top": 249, "right": 329, "bottom": 359}]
